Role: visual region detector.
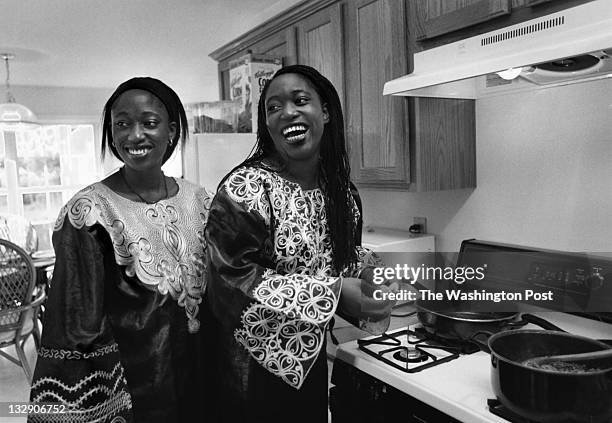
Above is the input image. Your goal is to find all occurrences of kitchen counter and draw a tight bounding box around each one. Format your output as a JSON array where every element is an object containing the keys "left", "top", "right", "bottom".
[{"left": 333, "top": 312, "right": 612, "bottom": 423}]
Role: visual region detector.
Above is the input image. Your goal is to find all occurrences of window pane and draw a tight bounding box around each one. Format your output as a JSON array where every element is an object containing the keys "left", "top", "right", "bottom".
[
  {"left": 0, "top": 195, "right": 7, "bottom": 213},
  {"left": 17, "top": 156, "right": 61, "bottom": 187},
  {"left": 49, "top": 191, "right": 63, "bottom": 213},
  {"left": 22, "top": 193, "right": 48, "bottom": 222},
  {"left": 16, "top": 129, "right": 62, "bottom": 187}
]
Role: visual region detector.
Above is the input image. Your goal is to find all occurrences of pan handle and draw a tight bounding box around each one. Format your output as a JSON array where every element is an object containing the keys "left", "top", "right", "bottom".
[
  {"left": 520, "top": 314, "right": 566, "bottom": 332},
  {"left": 470, "top": 330, "right": 493, "bottom": 353}
]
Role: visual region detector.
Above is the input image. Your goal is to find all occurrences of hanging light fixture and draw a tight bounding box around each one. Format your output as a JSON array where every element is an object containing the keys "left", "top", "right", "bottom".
[{"left": 0, "top": 53, "right": 39, "bottom": 130}]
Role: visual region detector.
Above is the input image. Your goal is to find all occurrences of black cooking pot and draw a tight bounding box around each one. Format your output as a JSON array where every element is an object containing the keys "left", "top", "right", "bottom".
[
  {"left": 487, "top": 330, "right": 612, "bottom": 423},
  {"left": 416, "top": 299, "right": 563, "bottom": 341}
]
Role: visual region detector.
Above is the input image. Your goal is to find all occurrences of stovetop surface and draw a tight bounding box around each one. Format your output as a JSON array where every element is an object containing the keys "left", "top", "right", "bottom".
[{"left": 335, "top": 311, "right": 612, "bottom": 423}]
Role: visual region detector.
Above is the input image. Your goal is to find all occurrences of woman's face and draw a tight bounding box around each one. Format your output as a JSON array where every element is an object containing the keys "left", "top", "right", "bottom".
[
  {"left": 264, "top": 73, "right": 329, "bottom": 165},
  {"left": 110, "top": 89, "right": 176, "bottom": 172}
]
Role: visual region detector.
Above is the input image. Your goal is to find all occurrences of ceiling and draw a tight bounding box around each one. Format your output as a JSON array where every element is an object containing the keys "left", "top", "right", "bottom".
[{"left": 0, "top": 0, "right": 300, "bottom": 103}]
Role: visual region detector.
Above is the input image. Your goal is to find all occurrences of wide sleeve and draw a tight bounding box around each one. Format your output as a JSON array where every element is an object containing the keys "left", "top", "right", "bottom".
[
  {"left": 205, "top": 176, "right": 341, "bottom": 390},
  {"left": 29, "top": 210, "right": 133, "bottom": 422}
]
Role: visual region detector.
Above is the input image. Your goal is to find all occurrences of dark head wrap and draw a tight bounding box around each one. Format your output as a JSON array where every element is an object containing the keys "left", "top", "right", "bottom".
[{"left": 101, "top": 77, "right": 188, "bottom": 164}]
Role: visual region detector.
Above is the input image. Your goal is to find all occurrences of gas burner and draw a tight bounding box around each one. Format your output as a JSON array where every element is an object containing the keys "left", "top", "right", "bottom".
[
  {"left": 357, "top": 327, "right": 474, "bottom": 373},
  {"left": 393, "top": 346, "right": 428, "bottom": 363}
]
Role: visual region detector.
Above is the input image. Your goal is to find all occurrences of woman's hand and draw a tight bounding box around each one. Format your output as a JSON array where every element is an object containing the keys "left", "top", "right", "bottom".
[{"left": 339, "top": 277, "right": 398, "bottom": 323}]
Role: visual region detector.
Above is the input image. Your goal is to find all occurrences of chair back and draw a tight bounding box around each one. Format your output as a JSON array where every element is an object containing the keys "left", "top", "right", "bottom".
[{"left": 0, "top": 239, "right": 36, "bottom": 332}]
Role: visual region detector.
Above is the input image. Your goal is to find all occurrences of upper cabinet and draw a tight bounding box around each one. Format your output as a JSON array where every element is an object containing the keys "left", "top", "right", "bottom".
[
  {"left": 296, "top": 4, "right": 344, "bottom": 107},
  {"left": 412, "top": 0, "right": 594, "bottom": 46},
  {"left": 210, "top": 0, "right": 477, "bottom": 191},
  {"left": 344, "top": 0, "right": 411, "bottom": 188},
  {"left": 415, "top": 0, "right": 511, "bottom": 41}
]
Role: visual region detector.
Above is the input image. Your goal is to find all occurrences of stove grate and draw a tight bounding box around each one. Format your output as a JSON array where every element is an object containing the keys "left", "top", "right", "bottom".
[{"left": 357, "top": 329, "right": 467, "bottom": 373}]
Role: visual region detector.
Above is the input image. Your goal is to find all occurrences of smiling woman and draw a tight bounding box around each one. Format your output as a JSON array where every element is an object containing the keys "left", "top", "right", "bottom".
[
  {"left": 28, "top": 77, "right": 213, "bottom": 423},
  {"left": 204, "top": 65, "right": 396, "bottom": 422}
]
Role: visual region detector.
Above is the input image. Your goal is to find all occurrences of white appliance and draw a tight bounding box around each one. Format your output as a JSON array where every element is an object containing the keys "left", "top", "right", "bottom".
[
  {"left": 362, "top": 227, "right": 436, "bottom": 292},
  {"left": 182, "top": 133, "right": 256, "bottom": 192},
  {"left": 383, "top": 0, "right": 612, "bottom": 99},
  {"left": 362, "top": 227, "right": 435, "bottom": 252}
]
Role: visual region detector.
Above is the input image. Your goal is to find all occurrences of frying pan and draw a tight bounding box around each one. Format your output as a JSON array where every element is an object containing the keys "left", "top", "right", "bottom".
[{"left": 413, "top": 282, "right": 564, "bottom": 341}]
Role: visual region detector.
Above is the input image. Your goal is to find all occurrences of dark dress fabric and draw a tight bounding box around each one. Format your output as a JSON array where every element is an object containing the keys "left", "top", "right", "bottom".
[
  {"left": 29, "top": 179, "right": 211, "bottom": 423},
  {"left": 204, "top": 165, "right": 381, "bottom": 422}
]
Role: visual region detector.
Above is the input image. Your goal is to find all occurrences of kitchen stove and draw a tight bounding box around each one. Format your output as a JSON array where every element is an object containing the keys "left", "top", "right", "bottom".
[
  {"left": 357, "top": 326, "right": 479, "bottom": 373},
  {"left": 331, "top": 239, "right": 612, "bottom": 423},
  {"left": 332, "top": 312, "right": 612, "bottom": 423}
]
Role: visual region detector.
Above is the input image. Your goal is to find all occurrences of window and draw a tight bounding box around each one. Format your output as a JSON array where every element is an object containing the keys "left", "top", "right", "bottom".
[{"left": 0, "top": 125, "right": 99, "bottom": 250}]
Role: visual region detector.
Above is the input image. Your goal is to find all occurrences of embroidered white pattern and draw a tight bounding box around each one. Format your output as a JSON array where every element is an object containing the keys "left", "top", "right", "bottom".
[
  {"left": 38, "top": 343, "right": 119, "bottom": 360},
  {"left": 225, "top": 167, "right": 344, "bottom": 389},
  {"left": 30, "top": 362, "right": 132, "bottom": 423},
  {"left": 351, "top": 246, "right": 384, "bottom": 278},
  {"left": 235, "top": 304, "right": 324, "bottom": 388},
  {"left": 54, "top": 179, "right": 211, "bottom": 333}
]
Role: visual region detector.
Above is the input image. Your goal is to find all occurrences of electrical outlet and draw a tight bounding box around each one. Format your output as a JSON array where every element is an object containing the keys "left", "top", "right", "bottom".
[{"left": 413, "top": 217, "right": 427, "bottom": 234}]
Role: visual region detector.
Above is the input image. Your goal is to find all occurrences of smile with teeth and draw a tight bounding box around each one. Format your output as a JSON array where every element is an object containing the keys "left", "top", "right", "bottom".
[
  {"left": 126, "top": 146, "right": 151, "bottom": 156},
  {"left": 282, "top": 124, "right": 308, "bottom": 142}
]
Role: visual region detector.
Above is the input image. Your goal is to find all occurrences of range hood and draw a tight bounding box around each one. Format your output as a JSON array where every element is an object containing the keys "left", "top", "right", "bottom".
[{"left": 383, "top": 0, "right": 612, "bottom": 99}]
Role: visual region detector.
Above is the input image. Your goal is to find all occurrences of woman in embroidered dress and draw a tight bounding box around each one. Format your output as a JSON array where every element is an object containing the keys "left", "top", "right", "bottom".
[
  {"left": 204, "top": 65, "right": 396, "bottom": 422},
  {"left": 29, "top": 77, "right": 212, "bottom": 423}
]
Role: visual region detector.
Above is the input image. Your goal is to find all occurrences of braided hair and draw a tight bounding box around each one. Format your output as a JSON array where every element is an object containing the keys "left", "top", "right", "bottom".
[{"left": 227, "top": 65, "right": 358, "bottom": 273}]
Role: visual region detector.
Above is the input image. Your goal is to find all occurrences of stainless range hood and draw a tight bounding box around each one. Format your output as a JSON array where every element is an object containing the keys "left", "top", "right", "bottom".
[{"left": 383, "top": 0, "right": 612, "bottom": 99}]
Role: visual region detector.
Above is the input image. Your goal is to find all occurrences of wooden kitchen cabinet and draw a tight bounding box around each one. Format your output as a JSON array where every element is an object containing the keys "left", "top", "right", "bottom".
[
  {"left": 412, "top": 0, "right": 594, "bottom": 47},
  {"left": 210, "top": 0, "right": 477, "bottom": 191},
  {"left": 296, "top": 3, "right": 344, "bottom": 108},
  {"left": 248, "top": 27, "right": 297, "bottom": 64},
  {"left": 344, "top": 0, "right": 411, "bottom": 188},
  {"left": 410, "top": 98, "right": 476, "bottom": 191},
  {"left": 414, "top": 0, "right": 511, "bottom": 41},
  {"left": 209, "top": 0, "right": 337, "bottom": 100},
  {"left": 345, "top": 0, "right": 475, "bottom": 191}
]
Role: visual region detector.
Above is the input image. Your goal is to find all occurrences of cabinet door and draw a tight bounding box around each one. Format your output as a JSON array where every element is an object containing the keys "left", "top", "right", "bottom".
[
  {"left": 249, "top": 27, "right": 298, "bottom": 65},
  {"left": 296, "top": 3, "right": 344, "bottom": 107},
  {"left": 345, "top": 0, "right": 410, "bottom": 188},
  {"left": 411, "top": 98, "right": 476, "bottom": 191},
  {"left": 415, "top": 0, "right": 511, "bottom": 40}
]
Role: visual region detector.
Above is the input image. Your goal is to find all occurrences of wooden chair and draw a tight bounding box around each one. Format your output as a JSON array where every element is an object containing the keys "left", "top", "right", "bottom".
[{"left": 0, "top": 238, "right": 46, "bottom": 382}]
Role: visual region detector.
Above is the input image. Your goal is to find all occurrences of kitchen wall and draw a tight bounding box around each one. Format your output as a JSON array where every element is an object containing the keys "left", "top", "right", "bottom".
[
  {"left": 11, "top": 85, "right": 112, "bottom": 121},
  {"left": 360, "top": 78, "right": 612, "bottom": 254}
]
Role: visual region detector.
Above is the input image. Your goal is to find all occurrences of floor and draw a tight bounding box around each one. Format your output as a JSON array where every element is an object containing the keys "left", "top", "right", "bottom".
[
  {"left": 0, "top": 331, "right": 339, "bottom": 423},
  {"left": 0, "top": 337, "right": 36, "bottom": 423},
  {"left": 0, "top": 311, "right": 412, "bottom": 423}
]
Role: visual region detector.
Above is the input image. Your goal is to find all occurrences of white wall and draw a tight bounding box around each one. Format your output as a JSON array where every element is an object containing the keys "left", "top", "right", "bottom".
[
  {"left": 360, "top": 78, "right": 612, "bottom": 253},
  {"left": 11, "top": 85, "right": 112, "bottom": 121}
]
